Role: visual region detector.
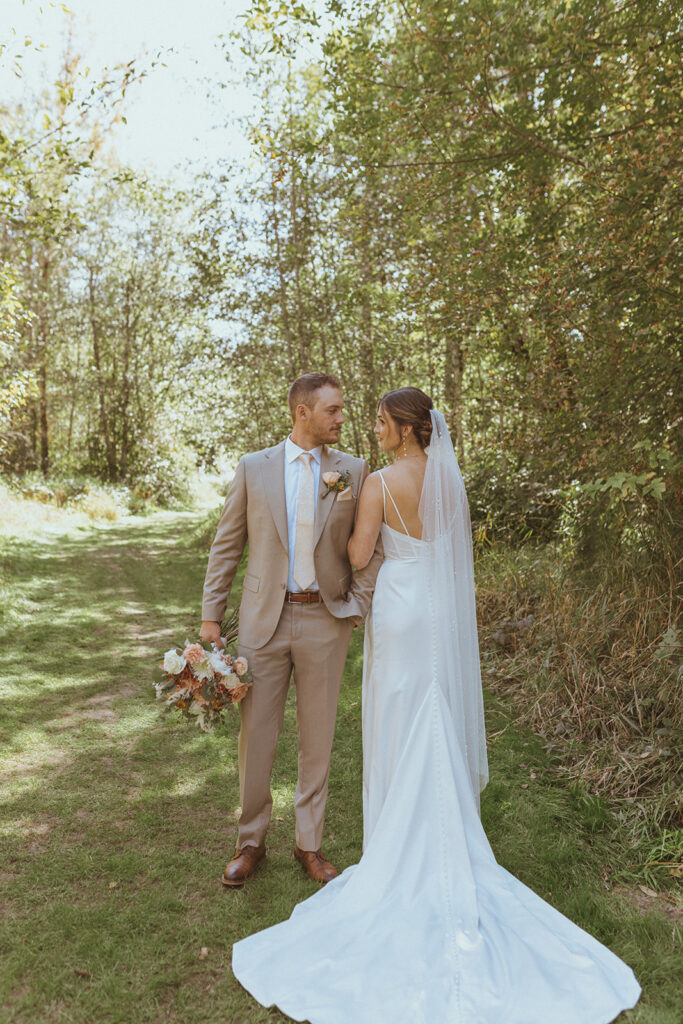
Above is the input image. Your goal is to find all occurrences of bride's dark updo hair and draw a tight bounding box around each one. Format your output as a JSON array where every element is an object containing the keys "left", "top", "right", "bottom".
[{"left": 379, "top": 387, "right": 434, "bottom": 449}]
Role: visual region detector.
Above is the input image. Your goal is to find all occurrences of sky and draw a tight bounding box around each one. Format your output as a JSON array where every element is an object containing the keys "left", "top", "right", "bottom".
[{"left": 0, "top": 0, "right": 259, "bottom": 179}]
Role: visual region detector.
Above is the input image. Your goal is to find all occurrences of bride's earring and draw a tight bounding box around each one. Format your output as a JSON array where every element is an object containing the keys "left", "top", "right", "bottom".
[{"left": 401, "top": 432, "right": 408, "bottom": 458}]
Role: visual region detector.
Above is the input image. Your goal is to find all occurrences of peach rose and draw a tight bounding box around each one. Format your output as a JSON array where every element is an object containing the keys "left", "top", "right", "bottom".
[
  {"left": 233, "top": 656, "right": 249, "bottom": 676},
  {"left": 183, "top": 643, "right": 206, "bottom": 664},
  {"left": 229, "top": 681, "right": 250, "bottom": 703},
  {"left": 322, "top": 471, "right": 341, "bottom": 486}
]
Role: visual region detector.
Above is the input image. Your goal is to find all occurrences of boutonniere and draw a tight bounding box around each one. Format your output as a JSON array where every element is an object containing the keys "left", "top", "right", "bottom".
[{"left": 321, "top": 470, "right": 351, "bottom": 499}]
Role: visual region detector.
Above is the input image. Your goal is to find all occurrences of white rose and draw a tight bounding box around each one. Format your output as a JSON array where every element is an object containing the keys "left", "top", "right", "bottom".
[
  {"left": 322, "top": 471, "right": 341, "bottom": 486},
  {"left": 208, "top": 651, "right": 228, "bottom": 675},
  {"left": 163, "top": 650, "right": 187, "bottom": 675},
  {"left": 224, "top": 671, "right": 241, "bottom": 691}
]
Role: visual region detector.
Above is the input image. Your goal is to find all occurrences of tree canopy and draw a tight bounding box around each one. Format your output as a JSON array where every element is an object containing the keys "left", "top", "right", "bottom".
[{"left": 1, "top": 0, "right": 680, "bottom": 553}]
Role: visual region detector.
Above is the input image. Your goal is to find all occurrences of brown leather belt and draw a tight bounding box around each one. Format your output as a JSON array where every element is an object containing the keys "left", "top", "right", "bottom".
[{"left": 285, "top": 590, "right": 321, "bottom": 604}]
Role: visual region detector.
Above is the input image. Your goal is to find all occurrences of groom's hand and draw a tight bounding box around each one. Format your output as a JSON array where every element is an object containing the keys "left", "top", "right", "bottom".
[{"left": 200, "top": 620, "right": 222, "bottom": 646}]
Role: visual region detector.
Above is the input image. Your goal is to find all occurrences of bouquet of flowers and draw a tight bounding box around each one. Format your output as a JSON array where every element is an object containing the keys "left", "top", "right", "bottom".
[{"left": 153, "top": 613, "right": 252, "bottom": 732}]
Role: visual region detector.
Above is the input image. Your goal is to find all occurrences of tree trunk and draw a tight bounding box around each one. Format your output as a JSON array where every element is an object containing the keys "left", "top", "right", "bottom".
[
  {"left": 88, "top": 266, "right": 117, "bottom": 480},
  {"left": 65, "top": 334, "right": 82, "bottom": 460},
  {"left": 119, "top": 277, "right": 134, "bottom": 478},
  {"left": 358, "top": 268, "right": 379, "bottom": 465},
  {"left": 444, "top": 325, "right": 465, "bottom": 465},
  {"left": 289, "top": 168, "right": 309, "bottom": 369},
  {"left": 38, "top": 358, "right": 48, "bottom": 475},
  {"left": 270, "top": 191, "right": 297, "bottom": 378},
  {"left": 37, "top": 253, "right": 50, "bottom": 475}
]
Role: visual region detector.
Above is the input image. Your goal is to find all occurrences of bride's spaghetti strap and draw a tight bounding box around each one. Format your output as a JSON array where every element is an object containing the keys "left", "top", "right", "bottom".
[{"left": 378, "top": 471, "right": 410, "bottom": 536}]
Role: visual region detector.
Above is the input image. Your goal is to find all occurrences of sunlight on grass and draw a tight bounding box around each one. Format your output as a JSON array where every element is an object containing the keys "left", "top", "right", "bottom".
[
  {"left": 110, "top": 709, "right": 163, "bottom": 737},
  {"left": 272, "top": 782, "right": 297, "bottom": 808},
  {"left": 0, "top": 482, "right": 115, "bottom": 538},
  {"left": 170, "top": 776, "right": 217, "bottom": 798}
]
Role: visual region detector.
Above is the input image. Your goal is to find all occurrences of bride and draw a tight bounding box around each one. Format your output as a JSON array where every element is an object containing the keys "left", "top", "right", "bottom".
[{"left": 232, "top": 387, "right": 641, "bottom": 1023}]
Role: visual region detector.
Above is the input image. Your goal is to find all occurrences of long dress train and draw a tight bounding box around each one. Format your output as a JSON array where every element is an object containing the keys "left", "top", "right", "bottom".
[{"left": 232, "top": 477, "right": 641, "bottom": 1024}]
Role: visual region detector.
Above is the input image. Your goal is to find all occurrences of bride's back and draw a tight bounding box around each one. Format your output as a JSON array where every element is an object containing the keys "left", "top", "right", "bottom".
[{"left": 379, "top": 457, "right": 427, "bottom": 538}]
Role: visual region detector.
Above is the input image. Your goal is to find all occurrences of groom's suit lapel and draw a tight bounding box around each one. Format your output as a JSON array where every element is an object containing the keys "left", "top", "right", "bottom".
[
  {"left": 314, "top": 446, "right": 342, "bottom": 549},
  {"left": 262, "top": 442, "right": 288, "bottom": 554}
]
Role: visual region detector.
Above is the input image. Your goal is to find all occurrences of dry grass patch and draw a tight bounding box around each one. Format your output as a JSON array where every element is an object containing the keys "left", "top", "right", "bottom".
[{"left": 475, "top": 543, "right": 681, "bottom": 891}]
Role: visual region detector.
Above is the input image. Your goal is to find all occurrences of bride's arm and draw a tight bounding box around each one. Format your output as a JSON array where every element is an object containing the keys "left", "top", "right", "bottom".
[{"left": 348, "top": 473, "right": 384, "bottom": 570}]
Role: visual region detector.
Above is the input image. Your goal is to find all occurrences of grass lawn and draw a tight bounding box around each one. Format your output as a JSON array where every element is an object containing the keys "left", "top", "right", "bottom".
[{"left": 0, "top": 506, "right": 680, "bottom": 1023}]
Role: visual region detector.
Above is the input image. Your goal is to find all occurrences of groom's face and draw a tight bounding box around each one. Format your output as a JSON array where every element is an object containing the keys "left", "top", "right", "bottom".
[{"left": 307, "top": 386, "right": 345, "bottom": 445}]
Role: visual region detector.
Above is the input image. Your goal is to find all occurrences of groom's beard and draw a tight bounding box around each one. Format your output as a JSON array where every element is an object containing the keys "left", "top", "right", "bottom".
[{"left": 312, "top": 425, "right": 343, "bottom": 446}]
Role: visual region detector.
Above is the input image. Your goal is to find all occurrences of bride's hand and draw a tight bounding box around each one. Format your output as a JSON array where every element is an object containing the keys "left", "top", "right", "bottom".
[{"left": 347, "top": 474, "right": 383, "bottom": 570}]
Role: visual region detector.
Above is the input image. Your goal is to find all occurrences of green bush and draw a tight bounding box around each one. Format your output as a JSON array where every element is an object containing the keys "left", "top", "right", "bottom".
[
  {"left": 466, "top": 450, "right": 564, "bottom": 546},
  {"left": 558, "top": 440, "right": 680, "bottom": 575},
  {"left": 126, "top": 438, "right": 197, "bottom": 508}
]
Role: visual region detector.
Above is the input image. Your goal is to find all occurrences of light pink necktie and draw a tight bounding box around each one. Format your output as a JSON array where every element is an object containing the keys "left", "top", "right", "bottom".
[{"left": 293, "top": 452, "right": 316, "bottom": 591}]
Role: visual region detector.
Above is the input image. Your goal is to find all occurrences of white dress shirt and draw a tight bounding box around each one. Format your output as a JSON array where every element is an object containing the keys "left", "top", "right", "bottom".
[{"left": 284, "top": 436, "right": 322, "bottom": 592}]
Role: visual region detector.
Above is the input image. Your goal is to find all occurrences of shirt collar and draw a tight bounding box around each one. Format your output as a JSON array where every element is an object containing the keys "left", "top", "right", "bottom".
[{"left": 285, "top": 435, "right": 323, "bottom": 465}]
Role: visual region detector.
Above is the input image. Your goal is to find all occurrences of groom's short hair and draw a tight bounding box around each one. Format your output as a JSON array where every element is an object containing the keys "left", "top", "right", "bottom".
[{"left": 288, "top": 372, "right": 342, "bottom": 419}]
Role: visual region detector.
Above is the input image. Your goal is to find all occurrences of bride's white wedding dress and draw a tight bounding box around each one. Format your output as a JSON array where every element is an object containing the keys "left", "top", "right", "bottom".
[{"left": 232, "top": 413, "right": 640, "bottom": 1024}]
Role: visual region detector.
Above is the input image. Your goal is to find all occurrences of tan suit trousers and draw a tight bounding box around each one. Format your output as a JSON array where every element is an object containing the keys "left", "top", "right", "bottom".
[{"left": 237, "top": 600, "right": 354, "bottom": 852}]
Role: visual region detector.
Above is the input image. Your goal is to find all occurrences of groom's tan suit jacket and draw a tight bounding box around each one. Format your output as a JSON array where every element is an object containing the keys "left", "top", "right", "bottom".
[
  {"left": 202, "top": 438, "right": 381, "bottom": 850},
  {"left": 202, "top": 441, "right": 379, "bottom": 648}
]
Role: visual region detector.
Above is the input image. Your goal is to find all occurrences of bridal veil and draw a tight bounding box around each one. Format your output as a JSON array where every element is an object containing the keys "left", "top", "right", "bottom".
[{"left": 419, "top": 409, "right": 489, "bottom": 804}]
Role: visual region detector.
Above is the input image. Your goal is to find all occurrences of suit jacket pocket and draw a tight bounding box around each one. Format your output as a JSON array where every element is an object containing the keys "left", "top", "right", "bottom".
[
  {"left": 331, "top": 496, "right": 355, "bottom": 516},
  {"left": 243, "top": 572, "right": 260, "bottom": 593}
]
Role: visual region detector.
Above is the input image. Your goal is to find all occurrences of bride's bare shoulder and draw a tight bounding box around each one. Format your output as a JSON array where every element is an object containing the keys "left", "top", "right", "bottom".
[
  {"left": 376, "top": 462, "right": 405, "bottom": 481},
  {"left": 361, "top": 470, "right": 384, "bottom": 494}
]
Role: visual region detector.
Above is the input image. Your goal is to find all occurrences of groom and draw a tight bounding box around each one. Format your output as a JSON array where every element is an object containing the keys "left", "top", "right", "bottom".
[{"left": 200, "top": 373, "right": 381, "bottom": 887}]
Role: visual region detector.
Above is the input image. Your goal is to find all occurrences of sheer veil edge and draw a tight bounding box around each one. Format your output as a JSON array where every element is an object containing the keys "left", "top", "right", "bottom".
[{"left": 418, "top": 409, "right": 489, "bottom": 804}]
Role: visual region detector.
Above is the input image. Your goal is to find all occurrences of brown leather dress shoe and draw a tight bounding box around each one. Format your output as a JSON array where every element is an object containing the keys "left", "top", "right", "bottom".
[
  {"left": 221, "top": 844, "right": 266, "bottom": 888},
  {"left": 294, "top": 846, "right": 338, "bottom": 884}
]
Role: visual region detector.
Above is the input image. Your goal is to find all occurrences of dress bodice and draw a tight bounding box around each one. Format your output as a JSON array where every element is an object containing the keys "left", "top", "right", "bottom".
[{"left": 380, "top": 522, "right": 426, "bottom": 561}]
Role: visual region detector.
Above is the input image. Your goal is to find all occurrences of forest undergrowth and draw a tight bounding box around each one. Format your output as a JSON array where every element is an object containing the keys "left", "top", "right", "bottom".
[{"left": 475, "top": 543, "right": 682, "bottom": 893}]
